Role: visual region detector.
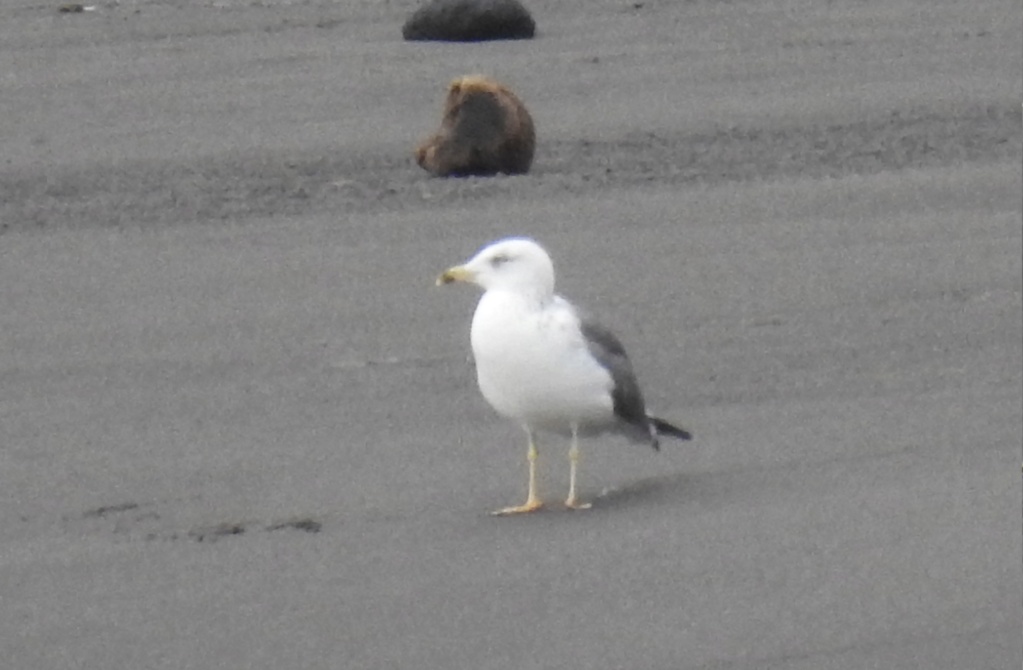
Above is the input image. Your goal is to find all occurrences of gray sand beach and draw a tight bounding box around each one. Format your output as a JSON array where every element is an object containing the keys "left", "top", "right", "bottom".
[{"left": 1, "top": 0, "right": 1020, "bottom": 667}]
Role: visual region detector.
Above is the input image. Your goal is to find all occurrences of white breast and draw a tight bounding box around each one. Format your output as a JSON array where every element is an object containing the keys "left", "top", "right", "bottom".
[{"left": 469, "top": 290, "right": 615, "bottom": 433}]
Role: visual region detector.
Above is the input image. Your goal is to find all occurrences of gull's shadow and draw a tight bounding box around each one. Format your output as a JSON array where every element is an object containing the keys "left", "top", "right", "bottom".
[{"left": 590, "top": 470, "right": 723, "bottom": 512}]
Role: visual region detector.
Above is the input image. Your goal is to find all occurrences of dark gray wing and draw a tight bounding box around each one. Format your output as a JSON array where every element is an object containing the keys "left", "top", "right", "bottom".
[
  {"left": 576, "top": 309, "right": 693, "bottom": 448},
  {"left": 575, "top": 313, "right": 651, "bottom": 430}
]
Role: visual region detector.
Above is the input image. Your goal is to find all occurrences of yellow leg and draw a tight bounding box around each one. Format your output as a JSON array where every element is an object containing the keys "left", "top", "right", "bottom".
[
  {"left": 565, "top": 424, "right": 592, "bottom": 510},
  {"left": 491, "top": 432, "right": 544, "bottom": 516}
]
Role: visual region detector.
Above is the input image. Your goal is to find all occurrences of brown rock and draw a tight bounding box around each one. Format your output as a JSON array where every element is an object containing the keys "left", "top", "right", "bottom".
[{"left": 415, "top": 75, "right": 535, "bottom": 177}]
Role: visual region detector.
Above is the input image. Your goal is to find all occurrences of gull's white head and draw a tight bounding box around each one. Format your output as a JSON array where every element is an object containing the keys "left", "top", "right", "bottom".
[{"left": 437, "top": 237, "right": 555, "bottom": 297}]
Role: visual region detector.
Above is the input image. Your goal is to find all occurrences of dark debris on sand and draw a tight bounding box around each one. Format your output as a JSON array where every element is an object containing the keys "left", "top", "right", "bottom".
[{"left": 402, "top": 0, "right": 535, "bottom": 42}]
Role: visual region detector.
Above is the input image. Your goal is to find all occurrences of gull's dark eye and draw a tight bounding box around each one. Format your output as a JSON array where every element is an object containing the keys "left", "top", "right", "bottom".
[{"left": 490, "top": 253, "right": 511, "bottom": 268}]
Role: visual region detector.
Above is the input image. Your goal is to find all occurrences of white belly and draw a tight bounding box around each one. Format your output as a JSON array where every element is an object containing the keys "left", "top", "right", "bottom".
[{"left": 470, "top": 291, "right": 614, "bottom": 433}]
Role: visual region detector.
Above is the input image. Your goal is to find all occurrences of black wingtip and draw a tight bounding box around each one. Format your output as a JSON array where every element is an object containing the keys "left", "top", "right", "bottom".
[{"left": 650, "top": 417, "right": 693, "bottom": 443}]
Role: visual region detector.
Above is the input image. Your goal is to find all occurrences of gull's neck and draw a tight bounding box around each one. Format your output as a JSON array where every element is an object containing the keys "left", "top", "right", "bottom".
[{"left": 498, "top": 285, "right": 554, "bottom": 309}]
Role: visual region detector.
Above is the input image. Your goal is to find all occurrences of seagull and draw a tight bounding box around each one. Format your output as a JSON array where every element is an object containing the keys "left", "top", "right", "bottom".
[{"left": 437, "top": 237, "right": 692, "bottom": 515}]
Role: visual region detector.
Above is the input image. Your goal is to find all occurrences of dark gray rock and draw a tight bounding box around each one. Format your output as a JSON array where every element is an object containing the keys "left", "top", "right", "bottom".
[{"left": 402, "top": 0, "right": 535, "bottom": 42}]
